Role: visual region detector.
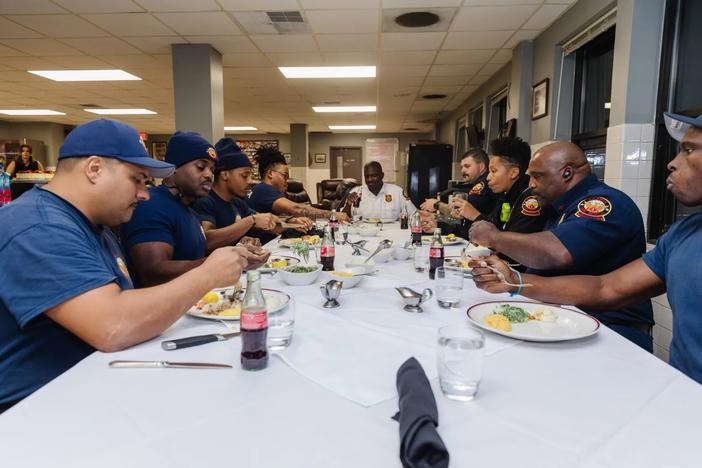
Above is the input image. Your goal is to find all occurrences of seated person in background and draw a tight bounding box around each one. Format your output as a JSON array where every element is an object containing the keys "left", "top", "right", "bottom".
[
  {"left": 469, "top": 140, "right": 653, "bottom": 350},
  {"left": 121, "top": 131, "right": 268, "bottom": 287},
  {"left": 6, "top": 144, "right": 44, "bottom": 178},
  {"left": 0, "top": 119, "right": 251, "bottom": 413},
  {"left": 344, "top": 161, "right": 417, "bottom": 221},
  {"left": 194, "top": 138, "right": 302, "bottom": 245},
  {"left": 247, "top": 145, "right": 349, "bottom": 223}
]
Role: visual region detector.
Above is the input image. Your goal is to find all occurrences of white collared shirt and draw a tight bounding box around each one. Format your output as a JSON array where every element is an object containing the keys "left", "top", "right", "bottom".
[{"left": 349, "top": 182, "right": 417, "bottom": 220}]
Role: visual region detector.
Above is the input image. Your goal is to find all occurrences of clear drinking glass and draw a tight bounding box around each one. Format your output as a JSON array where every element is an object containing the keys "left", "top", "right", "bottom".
[
  {"left": 337, "top": 223, "right": 348, "bottom": 245},
  {"left": 413, "top": 245, "right": 430, "bottom": 272},
  {"left": 437, "top": 325, "right": 485, "bottom": 401},
  {"left": 435, "top": 266, "right": 464, "bottom": 308},
  {"left": 267, "top": 296, "right": 296, "bottom": 351},
  {"left": 452, "top": 192, "right": 469, "bottom": 210}
]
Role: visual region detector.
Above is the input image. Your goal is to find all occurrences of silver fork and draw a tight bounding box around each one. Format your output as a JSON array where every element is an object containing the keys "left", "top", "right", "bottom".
[{"left": 482, "top": 264, "right": 533, "bottom": 288}]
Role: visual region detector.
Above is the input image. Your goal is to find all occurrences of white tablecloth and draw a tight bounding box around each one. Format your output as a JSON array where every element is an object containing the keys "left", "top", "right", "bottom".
[{"left": 1, "top": 224, "right": 701, "bottom": 468}]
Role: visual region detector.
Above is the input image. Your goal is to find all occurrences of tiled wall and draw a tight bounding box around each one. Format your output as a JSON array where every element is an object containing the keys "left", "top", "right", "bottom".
[{"left": 606, "top": 123, "right": 672, "bottom": 362}]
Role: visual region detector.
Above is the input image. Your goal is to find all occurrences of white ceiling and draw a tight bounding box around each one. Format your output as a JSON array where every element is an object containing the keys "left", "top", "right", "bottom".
[{"left": 0, "top": 0, "right": 576, "bottom": 135}]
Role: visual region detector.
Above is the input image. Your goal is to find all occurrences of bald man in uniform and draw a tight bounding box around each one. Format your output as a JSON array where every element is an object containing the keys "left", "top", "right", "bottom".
[{"left": 469, "top": 141, "right": 653, "bottom": 350}]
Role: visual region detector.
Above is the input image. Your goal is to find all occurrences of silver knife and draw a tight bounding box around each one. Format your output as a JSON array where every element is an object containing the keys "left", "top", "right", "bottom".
[
  {"left": 109, "top": 360, "right": 232, "bottom": 369},
  {"left": 161, "top": 331, "right": 240, "bottom": 351}
]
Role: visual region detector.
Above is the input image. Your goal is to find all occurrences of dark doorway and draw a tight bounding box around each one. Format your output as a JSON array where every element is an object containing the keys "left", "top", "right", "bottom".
[
  {"left": 407, "top": 143, "right": 453, "bottom": 207},
  {"left": 330, "top": 147, "right": 362, "bottom": 181}
]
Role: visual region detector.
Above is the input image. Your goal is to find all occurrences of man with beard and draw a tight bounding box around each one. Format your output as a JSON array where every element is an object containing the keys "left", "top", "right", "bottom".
[
  {"left": 469, "top": 140, "right": 653, "bottom": 350},
  {"left": 121, "top": 131, "right": 268, "bottom": 287},
  {"left": 345, "top": 161, "right": 416, "bottom": 221}
]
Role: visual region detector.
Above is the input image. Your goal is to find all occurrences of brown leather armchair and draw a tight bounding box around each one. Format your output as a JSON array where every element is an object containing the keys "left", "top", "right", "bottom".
[
  {"left": 284, "top": 179, "right": 311, "bottom": 204},
  {"left": 315, "top": 178, "right": 360, "bottom": 210}
]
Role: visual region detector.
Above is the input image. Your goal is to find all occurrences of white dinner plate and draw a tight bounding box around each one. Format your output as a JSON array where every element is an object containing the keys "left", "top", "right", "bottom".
[
  {"left": 363, "top": 218, "right": 396, "bottom": 224},
  {"left": 444, "top": 256, "right": 472, "bottom": 277},
  {"left": 466, "top": 300, "right": 600, "bottom": 342},
  {"left": 259, "top": 255, "right": 300, "bottom": 272},
  {"left": 187, "top": 288, "right": 291, "bottom": 321},
  {"left": 278, "top": 237, "right": 320, "bottom": 248},
  {"left": 421, "top": 235, "right": 464, "bottom": 245}
]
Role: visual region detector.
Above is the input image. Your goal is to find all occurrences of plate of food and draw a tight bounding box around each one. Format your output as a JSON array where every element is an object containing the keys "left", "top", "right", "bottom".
[
  {"left": 466, "top": 301, "right": 600, "bottom": 342},
  {"left": 444, "top": 255, "right": 473, "bottom": 277},
  {"left": 187, "top": 286, "right": 291, "bottom": 321},
  {"left": 421, "top": 233, "right": 464, "bottom": 245},
  {"left": 363, "top": 217, "right": 395, "bottom": 224},
  {"left": 279, "top": 235, "right": 320, "bottom": 248},
  {"left": 260, "top": 255, "right": 300, "bottom": 271}
]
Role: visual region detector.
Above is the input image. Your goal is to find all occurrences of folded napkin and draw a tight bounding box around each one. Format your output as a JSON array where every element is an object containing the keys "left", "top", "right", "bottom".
[{"left": 393, "top": 357, "right": 449, "bottom": 468}]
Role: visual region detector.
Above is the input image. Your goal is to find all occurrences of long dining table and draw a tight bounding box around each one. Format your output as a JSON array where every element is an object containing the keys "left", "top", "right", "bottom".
[{"left": 1, "top": 222, "right": 701, "bottom": 468}]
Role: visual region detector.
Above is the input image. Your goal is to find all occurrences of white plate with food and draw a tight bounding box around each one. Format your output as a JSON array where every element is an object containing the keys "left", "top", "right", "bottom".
[
  {"left": 259, "top": 255, "right": 300, "bottom": 271},
  {"left": 444, "top": 256, "right": 473, "bottom": 277},
  {"left": 278, "top": 235, "right": 321, "bottom": 248},
  {"left": 363, "top": 218, "right": 395, "bottom": 224},
  {"left": 187, "top": 287, "right": 291, "bottom": 321},
  {"left": 421, "top": 234, "right": 464, "bottom": 245},
  {"left": 466, "top": 301, "right": 600, "bottom": 342}
]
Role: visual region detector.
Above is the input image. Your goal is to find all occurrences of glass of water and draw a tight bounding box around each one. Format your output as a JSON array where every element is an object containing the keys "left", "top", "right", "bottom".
[
  {"left": 267, "top": 296, "right": 296, "bottom": 351},
  {"left": 337, "top": 223, "right": 348, "bottom": 245},
  {"left": 437, "top": 325, "right": 485, "bottom": 401},
  {"left": 413, "top": 245, "right": 430, "bottom": 272},
  {"left": 435, "top": 266, "right": 463, "bottom": 308}
]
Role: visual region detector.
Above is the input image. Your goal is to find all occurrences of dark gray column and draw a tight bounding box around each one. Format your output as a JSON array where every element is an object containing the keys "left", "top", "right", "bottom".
[
  {"left": 171, "top": 44, "right": 224, "bottom": 144},
  {"left": 509, "top": 41, "right": 534, "bottom": 142},
  {"left": 289, "top": 123, "right": 308, "bottom": 169}
]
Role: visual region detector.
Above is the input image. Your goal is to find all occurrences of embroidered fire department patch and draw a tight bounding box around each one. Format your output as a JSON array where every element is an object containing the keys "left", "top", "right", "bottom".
[
  {"left": 469, "top": 181, "right": 484, "bottom": 195},
  {"left": 207, "top": 147, "right": 217, "bottom": 160},
  {"left": 521, "top": 196, "right": 541, "bottom": 216},
  {"left": 575, "top": 196, "right": 612, "bottom": 221},
  {"left": 385, "top": 194, "right": 393, "bottom": 203}
]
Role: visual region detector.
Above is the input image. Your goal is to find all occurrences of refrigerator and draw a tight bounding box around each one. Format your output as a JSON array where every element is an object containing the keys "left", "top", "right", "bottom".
[{"left": 406, "top": 143, "right": 453, "bottom": 207}]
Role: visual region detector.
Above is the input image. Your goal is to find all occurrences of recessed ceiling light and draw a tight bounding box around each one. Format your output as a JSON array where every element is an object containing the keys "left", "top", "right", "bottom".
[
  {"left": 0, "top": 109, "right": 65, "bottom": 115},
  {"left": 224, "top": 126, "right": 258, "bottom": 131},
  {"left": 279, "top": 66, "right": 376, "bottom": 79},
  {"left": 422, "top": 94, "right": 447, "bottom": 100},
  {"left": 84, "top": 108, "right": 156, "bottom": 115},
  {"left": 28, "top": 69, "right": 141, "bottom": 82},
  {"left": 313, "top": 106, "right": 377, "bottom": 113},
  {"left": 328, "top": 125, "right": 376, "bottom": 130},
  {"left": 395, "top": 12, "right": 440, "bottom": 28}
]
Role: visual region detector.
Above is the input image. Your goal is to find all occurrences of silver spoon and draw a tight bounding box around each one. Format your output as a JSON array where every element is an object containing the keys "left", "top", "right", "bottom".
[{"left": 363, "top": 239, "right": 393, "bottom": 264}]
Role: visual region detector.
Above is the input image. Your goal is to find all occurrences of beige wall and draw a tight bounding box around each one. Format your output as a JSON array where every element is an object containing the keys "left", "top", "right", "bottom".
[{"left": 0, "top": 121, "right": 67, "bottom": 166}]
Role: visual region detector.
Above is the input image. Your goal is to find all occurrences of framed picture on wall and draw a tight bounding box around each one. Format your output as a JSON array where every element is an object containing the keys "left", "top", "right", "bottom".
[
  {"left": 531, "top": 78, "right": 549, "bottom": 120},
  {"left": 151, "top": 142, "right": 167, "bottom": 161},
  {"left": 283, "top": 153, "right": 291, "bottom": 163},
  {"left": 314, "top": 153, "right": 326, "bottom": 163}
]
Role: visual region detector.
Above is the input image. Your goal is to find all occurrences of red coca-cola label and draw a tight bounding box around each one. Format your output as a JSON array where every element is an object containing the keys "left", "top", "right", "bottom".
[
  {"left": 241, "top": 309, "right": 267, "bottom": 330},
  {"left": 411, "top": 226, "right": 422, "bottom": 234},
  {"left": 320, "top": 246, "right": 335, "bottom": 257},
  {"left": 429, "top": 247, "right": 444, "bottom": 258}
]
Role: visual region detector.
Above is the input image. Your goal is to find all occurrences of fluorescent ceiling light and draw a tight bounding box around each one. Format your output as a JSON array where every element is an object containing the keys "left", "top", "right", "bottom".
[
  {"left": 279, "top": 66, "right": 376, "bottom": 79},
  {"left": 313, "top": 106, "right": 376, "bottom": 113},
  {"left": 0, "top": 109, "right": 65, "bottom": 115},
  {"left": 28, "top": 69, "right": 141, "bottom": 81},
  {"left": 224, "top": 126, "right": 258, "bottom": 131},
  {"left": 84, "top": 108, "right": 156, "bottom": 115},
  {"left": 329, "top": 125, "right": 376, "bottom": 130}
]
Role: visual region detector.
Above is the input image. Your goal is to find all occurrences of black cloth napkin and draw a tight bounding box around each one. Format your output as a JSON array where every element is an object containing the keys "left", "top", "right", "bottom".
[{"left": 393, "top": 357, "right": 449, "bottom": 468}]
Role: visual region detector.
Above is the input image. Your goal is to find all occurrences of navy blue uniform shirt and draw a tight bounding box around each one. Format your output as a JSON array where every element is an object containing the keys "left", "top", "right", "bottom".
[
  {"left": 464, "top": 172, "right": 499, "bottom": 216},
  {"left": 0, "top": 187, "right": 133, "bottom": 404},
  {"left": 121, "top": 184, "right": 206, "bottom": 286},
  {"left": 246, "top": 182, "right": 284, "bottom": 214},
  {"left": 529, "top": 175, "right": 653, "bottom": 348}
]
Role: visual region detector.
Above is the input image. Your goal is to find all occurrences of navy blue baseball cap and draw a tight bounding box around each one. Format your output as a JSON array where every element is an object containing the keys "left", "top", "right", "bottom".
[
  {"left": 59, "top": 119, "right": 175, "bottom": 178},
  {"left": 664, "top": 112, "right": 702, "bottom": 142},
  {"left": 214, "top": 137, "right": 251, "bottom": 173},
  {"left": 165, "top": 131, "right": 217, "bottom": 168}
]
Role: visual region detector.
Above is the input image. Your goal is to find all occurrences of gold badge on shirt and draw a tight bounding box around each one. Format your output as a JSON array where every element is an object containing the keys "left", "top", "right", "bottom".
[{"left": 385, "top": 194, "right": 393, "bottom": 203}]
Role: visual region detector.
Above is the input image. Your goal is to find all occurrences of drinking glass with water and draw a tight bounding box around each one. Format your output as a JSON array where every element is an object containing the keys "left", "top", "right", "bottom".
[
  {"left": 267, "top": 297, "right": 296, "bottom": 351},
  {"left": 437, "top": 325, "right": 484, "bottom": 401},
  {"left": 435, "top": 266, "right": 463, "bottom": 308}
]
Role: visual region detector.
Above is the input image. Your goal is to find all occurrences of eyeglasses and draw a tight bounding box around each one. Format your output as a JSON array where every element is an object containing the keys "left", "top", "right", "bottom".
[{"left": 271, "top": 170, "right": 290, "bottom": 180}]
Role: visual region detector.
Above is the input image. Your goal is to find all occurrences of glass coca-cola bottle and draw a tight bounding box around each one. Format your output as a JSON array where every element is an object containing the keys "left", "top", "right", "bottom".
[
  {"left": 410, "top": 211, "right": 422, "bottom": 246},
  {"left": 400, "top": 204, "right": 408, "bottom": 229},
  {"left": 329, "top": 209, "right": 338, "bottom": 241},
  {"left": 429, "top": 228, "right": 444, "bottom": 280},
  {"left": 240, "top": 270, "right": 268, "bottom": 370},
  {"left": 320, "top": 225, "right": 335, "bottom": 271}
]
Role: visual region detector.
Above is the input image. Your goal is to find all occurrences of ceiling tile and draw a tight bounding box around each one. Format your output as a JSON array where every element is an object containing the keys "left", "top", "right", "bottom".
[
  {"left": 380, "top": 64, "right": 430, "bottom": 77},
  {"left": 380, "top": 50, "right": 436, "bottom": 65},
  {"left": 479, "top": 62, "right": 507, "bottom": 75},
  {"left": 301, "top": 0, "right": 379, "bottom": 8},
  {"left": 443, "top": 31, "right": 512, "bottom": 50},
  {"left": 305, "top": 10, "right": 379, "bottom": 34},
  {"left": 83, "top": 13, "right": 176, "bottom": 36},
  {"left": 0, "top": 38, "right": 81, "bottom": 56},
  {"left": 469, "top": 74, "right": 493, "bottom": 85},
  {"left": 155, "top": 12, "right": 242, "bottom": 36},
  {"left": 99, "top": 54, "right": 168, "bottom": 68},
  {"left": 137, "top": 0, "right": 222, "bottom": 12},
  {"left": 451, "top": 5, "right": 539, "bottom": 31},
  {"left": 0, "top": 0, "right": 66, "bottom": 14},
  {"left": 378, "top": 75, "right": 424, "bottom": 86},
  {"left": 423, "top": 75, "right": 469, "bottom": 86},
  {"left": 489, "top": 48, "right": 512, "bottom": 64},
  {"left": 428, "top": 64, "right": 482, "bottom": 76},
  {"left": 0, "top": 44, "right": 27, "bottom": 57},
  {"left": 265, "top": 52, "right": 324, "bottom": 66},
  {"left": 222, "top": 53, "right": 271, "bottom": 67},
  {"left": 8, "top": 14, "right": 110, "bottom": 38},
  {"left": 381, "top": 32, "right": 445, "bottom": 51},
  {"left": 419, "top": 85, "right": 463, "bottom": 94},
  {"left": 316, "top": 34, "right": 378, "bottom": 52},
  {"left": 250, "top": 34, "right": 318, "bottom": 53},
  {"left": 185, "top": 36, "right": 258, "bottom": 53},
  {"left": 124, "top": 36, "right": 187, "bottom": 54},
  {"left": 321, "top": 52, "right": 378, "bottom": 65},
  {"left": 61, "top": 37, "right": 141, "bottom": 55},
  {"left": 434, "top": 49, "right": 495, "bottom": 64},
  {"left": 522, "top": 3, "right": 570, "bottom": 30},
  {"left": 6, "top": 56, "right": 59, "bottom": 70},
  {"left": 463, "top": 0, "right": 547, "bottom": 6},
  {"left": 0, "top": 17, "right": 43, "bottom": 38},
  {"left": 503, "top": 29, "right": 540, "bottom": 48},
  {"left": 52, "top": 0, "right": 144, "bottom": 13},
  {"left": 381, "top": 1, "right": 462, "bottom": 7},
  {"left": 218, "top": 0, "right": 299, "bottom": 11},
  {"left": 47, "top": 55, "right": 113, "bottom": 67}
]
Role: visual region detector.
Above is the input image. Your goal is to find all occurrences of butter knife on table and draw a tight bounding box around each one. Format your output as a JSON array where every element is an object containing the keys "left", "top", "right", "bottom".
[
  {"left": 109, "top": 360, "right": 232, "bottom": 369},
  {"left": 160, "top": 331, "right": 240, "bottom": 350}
]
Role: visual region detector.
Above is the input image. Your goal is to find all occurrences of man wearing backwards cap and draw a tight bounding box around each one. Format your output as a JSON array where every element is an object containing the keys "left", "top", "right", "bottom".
[
  {"left": 0, "top": 119, "right": 250, "bottom": 412},
  {"left": 193, "top": 138, "right": 304, "bottom": 246},
  {"left": 121, "top": 131, "right": 269, "bottom": 287},
  {"left": 471, "top": 111, "right": 702, "bottom": 384}
]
